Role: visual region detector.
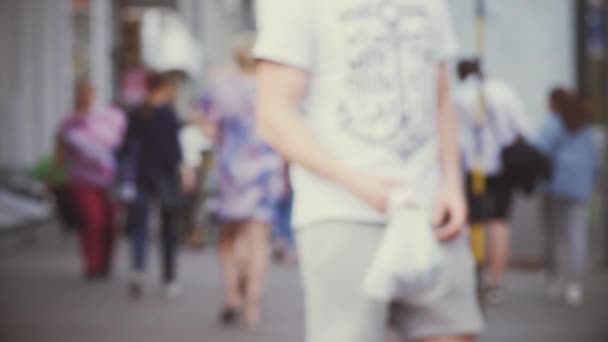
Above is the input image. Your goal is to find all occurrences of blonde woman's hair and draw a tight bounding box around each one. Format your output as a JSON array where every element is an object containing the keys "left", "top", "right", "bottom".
[{"left": 232, "top": 32, "right": 256, "bottom": 71}]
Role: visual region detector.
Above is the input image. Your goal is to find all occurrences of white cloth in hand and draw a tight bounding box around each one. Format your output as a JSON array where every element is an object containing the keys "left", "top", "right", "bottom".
[{"left": 362, "top": 189, "right": 444, "bottom": 303}]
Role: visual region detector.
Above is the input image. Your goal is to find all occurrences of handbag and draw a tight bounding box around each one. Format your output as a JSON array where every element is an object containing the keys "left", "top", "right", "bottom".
[{"left": 482, "top": 89, "right": 552, "bottom": 194}]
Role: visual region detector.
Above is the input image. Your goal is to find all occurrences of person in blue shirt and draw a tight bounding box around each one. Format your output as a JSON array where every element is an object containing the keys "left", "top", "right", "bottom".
[{"left": 536, "top": 88, "right": 599, "bottom": 306}]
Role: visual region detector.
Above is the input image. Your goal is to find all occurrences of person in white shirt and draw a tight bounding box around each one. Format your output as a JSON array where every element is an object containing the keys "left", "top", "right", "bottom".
[
  {"left": 255, "top": 1, "right": 483, "bottom": 341},
  {"left": 455, "top": 59, "right": 531, "bottom": 305}
]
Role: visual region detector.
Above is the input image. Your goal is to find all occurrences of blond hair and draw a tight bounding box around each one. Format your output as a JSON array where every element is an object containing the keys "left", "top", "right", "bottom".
[{"left": 232, "top": 32, "right": 256, "bottom": 71}]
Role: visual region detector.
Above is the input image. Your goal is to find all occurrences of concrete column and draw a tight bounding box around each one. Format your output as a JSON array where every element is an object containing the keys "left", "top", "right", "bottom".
[
  {"left": 0, "top": 0, "right": 73, "bottom": 167},
  {"left": 90, "top": 0, "right": 114, "bottom": 105}
]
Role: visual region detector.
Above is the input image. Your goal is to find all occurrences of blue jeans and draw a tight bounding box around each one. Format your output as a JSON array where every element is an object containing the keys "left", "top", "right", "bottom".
[
  {"left": 127, "top": 189, "right": 179, "bottom": 283},
  {"left": 542, "top": 194, "right": 589, "bottom": 281},
  {"left": 274, "top": 192, "right": 294, "bottom": 247}
]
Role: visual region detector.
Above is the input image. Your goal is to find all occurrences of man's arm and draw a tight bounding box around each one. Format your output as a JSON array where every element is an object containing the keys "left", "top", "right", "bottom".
[
  {"left": 437, "top": 63, "right": 461, "bottom": 187},
  {"left": 256, "top": 61, "right": 397, "bottom": 212},
  {"left": 434, "top": 62, "right": 467, "bottom": 240}
]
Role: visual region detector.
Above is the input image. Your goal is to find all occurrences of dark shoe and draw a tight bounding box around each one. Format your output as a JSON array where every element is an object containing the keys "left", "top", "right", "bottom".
[
  {"left": 84, "top": 270, "right": 105, "bottom": 282},
  {"left": 219, "top": 307, "right": 241, "bottom": 326},
  {"left": 128, "top": 272, "right": 145, "bottom": 300},
  {"left": 388, "top": 301, "right": 407, "bottom": 338},
  {"left": 128, "top": 281, "right": 143, "bottom": 300},
  {"left": 273, "top": 248, "right": 286, "bottom": 263},
  {"left": 100, "top": 264, "right": 113, "bottom": 279}
]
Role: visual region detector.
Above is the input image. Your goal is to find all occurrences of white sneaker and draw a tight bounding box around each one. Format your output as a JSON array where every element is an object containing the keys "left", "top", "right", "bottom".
[
  {"left": 163, "top": 282, "right": 182, "bottom": 299},
  {"left": 565, "top": 283, "right": 583, "bottom": 306}
]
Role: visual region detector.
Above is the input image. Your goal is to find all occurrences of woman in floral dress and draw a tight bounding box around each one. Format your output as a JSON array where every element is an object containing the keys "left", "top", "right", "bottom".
[{"left": 200, "top": 38, "right": 285, "bottom": 328}]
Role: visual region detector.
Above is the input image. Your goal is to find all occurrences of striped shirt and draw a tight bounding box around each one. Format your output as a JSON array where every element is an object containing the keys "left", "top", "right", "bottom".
[{"left": 61, "top": 106, "right": 126, "bottom": 187}]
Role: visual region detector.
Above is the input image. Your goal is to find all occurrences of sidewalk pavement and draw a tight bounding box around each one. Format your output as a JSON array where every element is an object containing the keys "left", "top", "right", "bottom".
[{"left": 0, "top": 231, "right": 607, "bottom": 342}]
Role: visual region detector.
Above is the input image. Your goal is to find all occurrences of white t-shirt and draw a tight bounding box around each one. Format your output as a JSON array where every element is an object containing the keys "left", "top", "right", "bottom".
[
  {"left": 455, "top": 75, "right": 532, "bottom": 175},
  {"left": 255, "top": 0, "right": 457, "bottom": 227},
  {"left": 179, "top": 124, "right": 213, "bottom": 168}
]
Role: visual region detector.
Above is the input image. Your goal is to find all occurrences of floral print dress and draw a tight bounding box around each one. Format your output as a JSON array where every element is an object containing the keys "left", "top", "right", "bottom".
[{"left": 201, "top": 73, "right": 284, "bottom": 225}]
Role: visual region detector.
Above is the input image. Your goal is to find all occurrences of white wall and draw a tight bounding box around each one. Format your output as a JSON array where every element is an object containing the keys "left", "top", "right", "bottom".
[
  {"left": 90, "top": 0, "right": 114, "bottom": 106},
  {"left": 449, "top": 0, "right": 577, "bottom": 128},
  {"left": 0, "top": 0, "right": 115, "bottom": 168},
  {"left": 448, "top": 1, "right": 577, "bottom": 261}
]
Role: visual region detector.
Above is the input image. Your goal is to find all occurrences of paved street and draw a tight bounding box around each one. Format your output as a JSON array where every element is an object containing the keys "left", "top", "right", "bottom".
[{"left": 1, "top": 228, "right": 607, "bottom": 342}]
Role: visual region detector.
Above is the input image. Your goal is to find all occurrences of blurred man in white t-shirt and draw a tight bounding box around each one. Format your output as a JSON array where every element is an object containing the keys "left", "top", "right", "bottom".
[
  {"left": 255, "top": 1, "right": 483, "bottom": 341},
  {"left": 455, "top": 59, "right": 531, "bottom": 305}
]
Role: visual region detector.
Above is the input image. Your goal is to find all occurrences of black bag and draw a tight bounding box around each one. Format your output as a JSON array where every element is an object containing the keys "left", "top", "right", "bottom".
[
  {"left": 501, "top": 136, "right": 552, "bottom": 194},
  {"left": 482, "top": 89, "right": 552, "bottom": 195},
  {"left": 52, "top": 185, "right": 79, "bottom": 231}
]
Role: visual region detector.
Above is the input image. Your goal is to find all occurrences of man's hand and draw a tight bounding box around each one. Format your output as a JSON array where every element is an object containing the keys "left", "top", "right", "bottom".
[
  {"left": 433, "top": 182, "right": 467, "bottom": 241},
  {"left": 434, "top": 61, "right": 466, "bottom": 241},
  {"left": 180, "top": 166, "right": 197, "bottom": 193},
  {"left": 342, "top": 172, "right": 402, "bottom": 213}
]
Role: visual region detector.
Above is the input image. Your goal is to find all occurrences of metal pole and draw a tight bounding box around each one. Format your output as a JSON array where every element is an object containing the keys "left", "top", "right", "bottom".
[
  {"left": 583, "top": 0, "right": 608, "bottom": 269},
  {"left": 470, "top": 0, "right": 488, "bottom": 308}
]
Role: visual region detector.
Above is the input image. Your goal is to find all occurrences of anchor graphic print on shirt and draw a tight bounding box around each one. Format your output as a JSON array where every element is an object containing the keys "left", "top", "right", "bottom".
[
  {"left": 254, "top": 0, "right": 456, "bottom": 225},
  {"left": 337, "top": 0, "right": 444, "bottom": 158}
]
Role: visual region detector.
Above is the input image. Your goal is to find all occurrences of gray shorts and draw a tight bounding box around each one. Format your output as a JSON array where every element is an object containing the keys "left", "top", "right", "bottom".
[{"left": 296, "top": 222, "right": 484, "bottom": 342}]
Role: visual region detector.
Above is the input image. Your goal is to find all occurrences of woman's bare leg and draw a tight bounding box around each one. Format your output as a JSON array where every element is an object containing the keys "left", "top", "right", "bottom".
[
  {"left": 243, "top": 220, "right": 271, "bottom": 327},
  {"left": 218, "top": 224, "right": 243, "bottom": 310},
  {"left": 488, "top": 219, "right": 510, "bottom": 288}
]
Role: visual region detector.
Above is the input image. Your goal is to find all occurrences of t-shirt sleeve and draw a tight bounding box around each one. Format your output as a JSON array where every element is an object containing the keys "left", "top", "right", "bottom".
[
  {"left": 434, "top": 0, "right": 458, "bottom": 61},
  {"left": 253, "top": 0, "right": 313, "bottom": 70}
]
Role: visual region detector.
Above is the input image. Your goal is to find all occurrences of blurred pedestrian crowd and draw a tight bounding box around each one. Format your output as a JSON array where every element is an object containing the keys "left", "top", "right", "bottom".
[
  {"left": 40, "top": 36, "right": 294, "bottom": 329},
  {"left": 26, "top": 1, "right": 602, "bottom": 341}
]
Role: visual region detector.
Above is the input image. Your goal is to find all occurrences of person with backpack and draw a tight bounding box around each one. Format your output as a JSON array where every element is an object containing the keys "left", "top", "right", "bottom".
[
  {"left": 536, "top": 91, "right": 599, "bottom": 306},
  {"left": 455, "top": 59, "right": 532, "bottom": 304}
]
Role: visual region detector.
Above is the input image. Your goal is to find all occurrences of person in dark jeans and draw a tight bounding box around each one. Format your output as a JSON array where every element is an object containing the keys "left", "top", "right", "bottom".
[{"left": 121, "top": 72, "right": 195, "bottom": 299}]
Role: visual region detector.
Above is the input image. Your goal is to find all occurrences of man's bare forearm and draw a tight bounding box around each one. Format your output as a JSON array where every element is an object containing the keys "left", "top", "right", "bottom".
[
  {"left": 259, "top": 108, "right": 351, "bottom": 183},
  {"left": 438, "top": 106, "right": 462, "bottom": 188},
  {"left": 256, "top": 62, "right": 355, "bottom": 190},
  {"left": 437, "top": 62, "right": 462, "bottom": 188}
]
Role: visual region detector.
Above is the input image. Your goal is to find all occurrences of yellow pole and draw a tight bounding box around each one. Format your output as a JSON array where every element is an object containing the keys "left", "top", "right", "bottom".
[{"left": 470, "top": 0, "right": 487, "bottom": 266}]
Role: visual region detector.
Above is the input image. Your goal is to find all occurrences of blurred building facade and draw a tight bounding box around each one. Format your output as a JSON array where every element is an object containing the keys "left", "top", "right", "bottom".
[
  {"left": 0, "top": 0, "right": 606, "bottom": 268},
  {"left": 0, "top": 0, "right": 74, "bottom": 168},
  {"left": 0, "top": 0, "right": 253, "bottom": 168}
]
